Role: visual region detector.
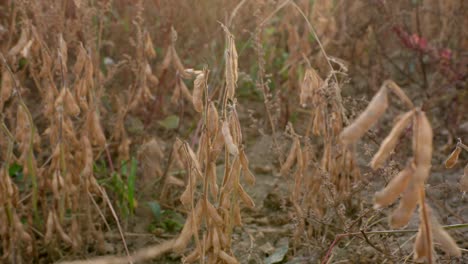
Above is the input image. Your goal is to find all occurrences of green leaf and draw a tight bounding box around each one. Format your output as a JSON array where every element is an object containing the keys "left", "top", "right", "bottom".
[
  {"left": 158, "top": 115, "right": 179, "bottom": 130},
  {"left": 265, "top": 239, "right": 289, "bottom": 264},
  {"left": 18, "top": 58, "right": 28, "bottom": 70},
  {"left": 147, "top": 201, "right": 162, "bottom": 222},
  {"left": 8, "top": 163, "right": 23, "bottom": 180}
]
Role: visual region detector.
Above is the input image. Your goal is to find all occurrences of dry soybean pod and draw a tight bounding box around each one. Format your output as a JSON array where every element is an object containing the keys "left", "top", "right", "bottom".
[
  {"left": 374, "top": 161, "right": 414, "bottom": 208},
  {"left": 371, "top": 110, "right": 414, "bottom": 170},
  {"left": 340, "top": 85, "right": 388, "bottom": 144}
]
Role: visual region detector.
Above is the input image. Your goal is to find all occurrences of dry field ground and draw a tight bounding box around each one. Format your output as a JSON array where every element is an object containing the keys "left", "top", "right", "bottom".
[{"left": 0, "top": 0, "right": 467, "bottom": 263}]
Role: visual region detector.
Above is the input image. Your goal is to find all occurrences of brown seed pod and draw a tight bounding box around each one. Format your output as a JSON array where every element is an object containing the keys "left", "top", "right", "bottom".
[
  {"left": 166, "top": 176, "right": 184, "bottom": 187},
  {"left": 205, "top": 199, "right": 223, "bottom": 226},
  {"left": 184, "top": 142, "right": 203, "bottom": 179},
  {"left": 207, "top": 102, "right": 219, "bottom": 136},
  {"left": 58, "top": 34, "right": 68, "bottom": 72},
  {"left": 8, "top": 26, "right": 29, "bottom": 57},
  {"left": 64, "top": 88, "right": 80, "bottom": 116},
  {"left": 414, "top": 203, "right": 433, "bottom": 262},
  {"left": 233, "top": 202, "right": 242, "bottom": 226},
  {"left": 184, "top": 248, "right": 200, "bottom": 263},
  {"left": 54, "top": 213, "right": 74, "bottom": 246},
  {"left": 222, "top": 121, "right": 239, "bottom": 156},
  {"left": 208, "top": 162, "right": 219, "bottom": 197},
  {"left": 218, "top": 250, "right": 240, "bottom": 264},
  {"left": 428, "top": 206, "right": 461, "bottom": 257},
  {"left": 161, "top": 46, "right": 173, "bottom": 71},
  {"left": 280, "top": 138, "right": 299, "bottom": 176},
  {"left": 413, "top": 110, "right": 433, "bottom": 170},
  {"left": 172, "top": 48, "right": 190, "bottom": 79},
  {"left": 73, "top": 43, "right": 87, "bottom": 76},
  {"left": 374, "top": 161, "right": 414, "bottom": 208},
  {"left": 414, "top": 227, "right": 432, "bottom": 262},
  {"left": 192, "top": 73, "right": 205, "bottom": 112},
  {"left": 300, "top": 68, "right": 323, "bottom": 107},
  {"left": 385, "top": 80, "right": 414, "bottom": 109},
  {"left": 224, "top": 157, "right": 241, "bottom": 193},
  {"left": 44, "top": 212, "right": 55, "bottom": 244},
  {"left": 240, "top": 149, "right": 255, "bottom": 185},
  {"left": 180, "top": 172, "right": 196, "bottom": 206},
  {"left": 340, "top": 85, "right": 388, "bottom": 144},
  {"left": 223, "top": 26, "right": 238, "bottom": 100},
  {"left": 228, "top": 110, "right": 242, "bottom": 144},
  {"left": 146, "top": 66, "right": 159, "bottom": 87},
  {"left": 312, "top": 107, "right": 324, "bottom": 136},
  {"left": 173, "top": 200, "right": 202, "bottom": 253},
  {"left": 371, "top": 110, "right": 414, "bottom": 170},
  {"left": 211, "top": 130, "right": 225, "bottom": 160},
  {"left": 445, "top": 146, "right": 461, "bottom": 168},
  {"left": 212, "top": 227, "right": 221, "bottom": 255},
  {"left": 196, "top": 132, "right": 208, "bottom": 166},
  {"left": 144, "top": 31, "right": 156, "bottom": 59},
  {"left": 87, "top": 110, "right": 106, "bottom": 147},
  {"left": 237, "top": 182, "right": 255, "bottom": 208},
  {"left": 390, "top": 182, "right": 420, "bottom": 228}
]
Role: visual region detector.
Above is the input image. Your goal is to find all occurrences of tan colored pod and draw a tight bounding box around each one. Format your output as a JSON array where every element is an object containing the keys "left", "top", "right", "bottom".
[
  {"left": 237, "top": 182, "right": 255, "bottom": 208},
  {"left": 192, "top": 73, "right": 205, "bottom": 112},
  {"left": 413, "top": 110, "right": 433, "bottom": 168},
  {"left": 371, "top": 110, "right": 414, "bottom": 170},
  {"left": 240, "top": 149, "right": 255, "bottom": 185},
  {"left": 340, "top": 85, "right": 388, "bottom": 144},
  {"left": 207, "top": 102, "right": 219, "bottom": 136},
  {"left": 64, "top": 88, "right": 80, "bottom": 116},
  {"left": 300, "top": 68, "right": 323, "bottom": 107},
  {"left": 429, "top": 207, "right": 461, "bottom": 257},
  {"left": 385, "top": 80, "right": 414, "bottom": 109},
  {"left": 413, "top": 227, "right": 432, "bottom": 262},
  {"left": 374, "top": 161, "right": 414, "bottom": 208},
  {"left": 173, "top": 200, "right": 202, "bottom": 253},
  {"left": 390, "top": 182, "right": 419, "bottom": 228},
  {"left": 218, "top": 250, "right": 240, "bottom": 264},
  {"left": 445, "top": 146, "right": 461, "bottom": 168},
  {"left": 205, "top": 199, "right": 223, "bottom": 226},
  {"left": 222, "top": 121, "right": 239, "bottom": 156},
  {"left": 280, "top": 138, "right": 299, "bottom": 176}
]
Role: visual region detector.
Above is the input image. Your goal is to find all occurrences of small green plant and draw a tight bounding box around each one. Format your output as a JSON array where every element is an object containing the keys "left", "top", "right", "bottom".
[
  {"left": 147, "top": 201, "right": 184, "bottom": 233},
  {"left": 100, "top": 157, "right": 138, "bottom": 218}
]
